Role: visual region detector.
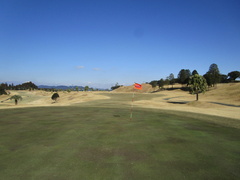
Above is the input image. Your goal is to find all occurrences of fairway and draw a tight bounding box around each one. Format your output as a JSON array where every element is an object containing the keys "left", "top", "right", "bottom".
[
  {"left": 2, "top": 0, "right": 240, "bottom": 179},
  {"left": 0, "top": 105, "right": 240, "bottom": 180}
]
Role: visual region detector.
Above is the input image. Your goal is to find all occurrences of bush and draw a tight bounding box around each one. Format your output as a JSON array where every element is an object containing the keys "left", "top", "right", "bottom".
[
  {"left": 111, "top": 83, "right": 122, "bottom": 90},
  {"left": 51, "top": 93, "right": 60, "bottom": 102}
]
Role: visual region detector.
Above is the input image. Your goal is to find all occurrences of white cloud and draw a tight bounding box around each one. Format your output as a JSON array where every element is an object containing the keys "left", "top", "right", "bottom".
[
  {"left": 76, "top": 66, "right": 84, "bottom": 69},
  {"left": 93, "top": 68, "right": 101, "bottom": 71}
]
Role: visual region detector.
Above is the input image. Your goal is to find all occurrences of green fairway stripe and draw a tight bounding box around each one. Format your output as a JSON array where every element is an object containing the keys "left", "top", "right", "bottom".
[{"left": 0, "top": 106, "right": 239, "bottom": 179}]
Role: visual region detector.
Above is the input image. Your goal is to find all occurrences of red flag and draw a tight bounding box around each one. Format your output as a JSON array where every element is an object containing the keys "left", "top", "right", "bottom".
[{"left": 134, "top": 83, "right": 142, "bottom": 90}]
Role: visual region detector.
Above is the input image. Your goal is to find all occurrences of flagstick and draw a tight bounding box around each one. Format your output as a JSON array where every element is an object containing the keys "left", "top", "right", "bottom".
[{"left": 130, "top": 91, "right": 135, "bottom": 120}]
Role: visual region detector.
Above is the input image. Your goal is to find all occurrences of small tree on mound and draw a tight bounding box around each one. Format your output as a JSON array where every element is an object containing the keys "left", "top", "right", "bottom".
[
  {"left": 188, "top": 74, "right": 208, "bottom": 101},
  {"left": 111, "top": 83, "right": 122, "bottom": 90},
  {"left": 51, "top": 93, "right": 59, "bottom": 102},
  {"left": 10, "top": 95, "right": 23, "bottom": 105}
]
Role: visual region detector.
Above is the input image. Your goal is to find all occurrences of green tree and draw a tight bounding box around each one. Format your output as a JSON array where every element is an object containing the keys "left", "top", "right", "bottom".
[
  {"left": 10, "top": 95, "right": 23, "bottom": 105},
  {"left": 84, "top": 86, "right": 89, "bottom": 91},
  {"left": 220, "top": 74, "right": 228, "bottom": 83},
  {"left": 0, "top": 87, "right": 7, "bottom": 95},
  {"left": 18, "top": 81, "right": 38, "bottom": 90},
  {"left": 206, "top": 63, "right": 220, "bottom": 87},
  {"left": 192, "top": 70, "right": 198, "bottom": 75},
  {"left": 165, "top": 78, "right": 170, "bottom": 88},
  {"left": 178, "top": 69, "right": 191, "bottom": 85},
  {"left": 0, "top": 83, "right": 8, "bottom": 90},
  {"left": 111, "top": 83, "right": 121, "bottom": 90},
  {"left": 51, "top": 93, "right": 59, "bottom": 102},
  {"left": 169, "top": 73, "right": 175, "bottom": 88},
  {"left": 158, "top": 79, "right": 165, "bottom": 89},
  {"left": 228, "top": 71, "right": 240, "bottom": 81},
  {"left": 75, "top": 86, "right": 79, "bottom": 91},
  {"left": 149, "top": 80, "right": 158, "bottom": 88},
  {"left": 203, "top": 73, "right": 212, "bottom": 87},
  {"left": 188, "top": 74, "right": 208, "bottom": 101}
]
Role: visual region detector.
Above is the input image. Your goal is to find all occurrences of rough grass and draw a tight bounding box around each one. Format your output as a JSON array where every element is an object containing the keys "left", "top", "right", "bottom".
[{"left": 0, "top": 106, "right": 239, "bottom": 180}]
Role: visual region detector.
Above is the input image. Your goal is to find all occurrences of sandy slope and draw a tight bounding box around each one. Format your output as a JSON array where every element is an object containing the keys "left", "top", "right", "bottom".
[
  {"left": 0, "top": 91, "right": 110, "bottom": 108},
  {"left": 0, "top": 83, "right": 239, "bottom": 120},
  {"left": 122, "top": 83, "right": 240, "bottom": 120},
  {"left": 133, "top": 89, "right": 240, "bottom": 120}
]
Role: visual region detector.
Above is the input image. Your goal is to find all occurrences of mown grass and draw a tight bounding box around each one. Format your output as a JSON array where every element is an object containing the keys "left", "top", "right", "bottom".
[
  {"left": 73, "top": 92, "right": 165, "bottom": 109},
  {"left": 0, "top": 105, "right": 240, "bottom": 180}
]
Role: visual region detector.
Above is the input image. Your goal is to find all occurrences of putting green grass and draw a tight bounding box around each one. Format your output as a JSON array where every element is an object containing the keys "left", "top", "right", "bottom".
[{"left": 0, "top": 106, "right": 240, "bottom": 180}]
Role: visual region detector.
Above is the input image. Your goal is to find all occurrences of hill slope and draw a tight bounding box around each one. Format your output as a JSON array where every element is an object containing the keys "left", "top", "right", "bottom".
[
  {"left": 0, "top": 83, "right": 239, "bottom": 120},
  {"left": 113, "top": 83, "right": 157, "bottom": 93},
  {"left": 113, "top": 83, "right": 240, "bottom": 105}
]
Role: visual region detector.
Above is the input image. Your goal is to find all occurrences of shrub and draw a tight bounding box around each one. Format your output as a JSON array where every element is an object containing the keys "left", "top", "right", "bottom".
[{"left": 51, "top": 93, "right": 60, "bottom": 102}]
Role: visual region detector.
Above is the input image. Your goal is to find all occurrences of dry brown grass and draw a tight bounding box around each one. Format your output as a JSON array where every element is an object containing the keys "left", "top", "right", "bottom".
[
  {"left": 0, "top": 91, "right": 110, "bottom": 108},
  {"left": 113, "top": 83, "right": 155, "bottom": 93},
  {"left": 113, "top": 83, "right": 240, "bottom": 120},
  {"left": 0, "top": 83, "right": 239, "bottom": 120}
]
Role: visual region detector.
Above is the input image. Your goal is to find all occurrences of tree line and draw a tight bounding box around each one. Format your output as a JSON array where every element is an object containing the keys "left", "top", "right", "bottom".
[
  {"left": 0, "top": 81, "right": 38, "bottom": 95},
  {"left": 0, "top": 81, "right": 38, "bottom": 91},
  {"left": 149, "top": 64, "right": 239, "bottom": 89},
  {"left": 0, "top": 81, "right": 105, "bottom": 95}
]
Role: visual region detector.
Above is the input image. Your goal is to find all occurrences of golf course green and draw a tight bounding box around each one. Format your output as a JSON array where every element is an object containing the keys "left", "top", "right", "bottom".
[{"left": 0, "top": 93, "right": 239, "bottom": 179}]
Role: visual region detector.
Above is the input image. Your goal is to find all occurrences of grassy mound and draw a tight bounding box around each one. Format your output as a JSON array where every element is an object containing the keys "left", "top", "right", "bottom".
[
  {"left": 0, "top": 106, "right": 239, "bottom": 179},
  {"left": 113, "top": 83, "right": 156, "bottom": 93},
  {"left": 205, "top": 83, "right": 240, "bottom": 104}
]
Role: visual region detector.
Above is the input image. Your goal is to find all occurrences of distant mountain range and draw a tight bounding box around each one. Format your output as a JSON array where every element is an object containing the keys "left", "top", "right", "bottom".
[
  {"left": 38, "top": 85, "right": 109, "bottom": 91},
  {"left": 38, "top": 85, "right": 84, "bottom": 90}
]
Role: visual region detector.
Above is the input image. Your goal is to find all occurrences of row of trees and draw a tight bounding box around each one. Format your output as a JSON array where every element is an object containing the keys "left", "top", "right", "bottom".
[
  {"left": 0, "top": 81, "right": 38, "bottom": 95},
  {"left": 178, "top": 64, "right": 239, "bottom": 87},
  {"left": 0, "top": 81, "right": 38, "bottom": 91},
  {"left": 40, "top": 86, "right": 96, "bottom": 92},
  {"left": 149, "top": 73, "right": 175, "bottom": 89},
  {"left": 148, "top": 64, "right": 239, "bottom": 101},
  {"left": 149, "top": 64, "right": 239, "bottom": 89},
  {"left": 0, "top": 82, "right": 100, "bottom": 94}
]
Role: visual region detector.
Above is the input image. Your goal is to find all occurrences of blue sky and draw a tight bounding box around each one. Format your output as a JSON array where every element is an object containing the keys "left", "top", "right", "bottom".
[{"left": 0, "top": 0, "right": 239, "bottom": 88}]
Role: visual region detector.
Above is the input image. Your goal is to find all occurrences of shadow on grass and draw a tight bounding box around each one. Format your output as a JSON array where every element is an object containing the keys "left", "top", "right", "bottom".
[
  {"left": 164, "top": 96, "right": 183, "bottom": 101},
  {"left": 150, "top": 89, "right": 161, "bottom": 93},
  {"left": 167, "top": 101, "right": 189, "bottom": 104},
  {"left": 209, "top": 102, "right": 240, "bottom": 108}
]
